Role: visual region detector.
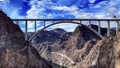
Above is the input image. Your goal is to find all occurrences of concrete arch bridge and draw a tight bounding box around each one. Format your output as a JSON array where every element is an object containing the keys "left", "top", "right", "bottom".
[{"left": 12, "top": 19, "right": 120, "bottom": 41}]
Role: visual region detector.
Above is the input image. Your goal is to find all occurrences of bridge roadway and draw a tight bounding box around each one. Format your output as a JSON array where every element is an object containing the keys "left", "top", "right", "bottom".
[{"left": 12, "top": 19, "right": 120, "bottom": 41}]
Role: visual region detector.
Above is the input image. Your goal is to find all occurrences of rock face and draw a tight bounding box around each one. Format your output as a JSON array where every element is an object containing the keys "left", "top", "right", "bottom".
[
  {"left": 30, "top": 28, "right": 72, "bottom": 60},
  {"left": 93, "top": 37, "right": 120, "bottom": 68},
  {"left": 30, "top": 25, "right": 103, "bottom": 67},
  {"left": 0, "top": 10, "right": 51, "bottom": 68},
  {"left": 66, "top": 26, "right": 120, "bottom": 68},
  {"left": 68, "top": 36, "right": 120, "bottom": 68},
  {"left": 31, "top": 28, "right": 72, "bottom": 45},
  {"left": 30, "top": 22, "right": 120, "bottom": 68},
  {"left": 65, "top": 25, "right": 101, "bottom": 50}
]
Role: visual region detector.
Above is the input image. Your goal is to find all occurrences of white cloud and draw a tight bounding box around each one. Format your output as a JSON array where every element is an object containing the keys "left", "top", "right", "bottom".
[
  {"left": 72, "top": 11, "right": 94, "bottom": 18},
  {"left": 26, "top": 0, "right": 120, "bottom": 19},
  {"left": 26, "top": 5, "right": 46, "bottom": 18},
  {"left": 109, "top": 1, "right": 117, "bottom": 6},
  {"left": 37, "top": 26, "right": 44, "bottom": 30},
  {"left": 94, "top": 13, "right": 107, "bottom": 19},
  {"left": 52, "top": 5, "right": 79, "bottom": 12},
  {"left": 46, "top": 23, "right": 78, "bottom": 32},
  {"left": 94, "top": 4, "right": 102, "bottom": 8},
  {"left": 51, "top": 5, "right": 95, "bottom": 19},
  {"left": 18, "top": 21, "right": 41, "bottom": 32},
  {"left": 89, "top": 0, "right": 96, "bottom": 3},
  {"left": 93, "top": 1, "right": 109, "bottom": 9},
  {"left": 108, "top": 7, "right": 117, "bottom": 13},
  {"left": 26, "top": 0, "right": 55, "bottom": 18},
  {"left": 27, "top": 21, "right": 41, "bottom": 32},
  {"left": 9, "top": 9, "right": 25, "bottom": 19}
]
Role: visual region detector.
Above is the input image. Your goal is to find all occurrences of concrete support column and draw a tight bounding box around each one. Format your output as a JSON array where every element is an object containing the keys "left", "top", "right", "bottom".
[
  {"left": 118, "top": 21, "right": 120, "bottom": 37},
  {"left": 107, "top": 20, "right": 110, "bottom": 37},
  {"left": 25, "top": 20, "right": 28, "bottom": 33},
  {"left": 16, "top": 20, "right": 18, "bottom": 25},
  {"left": 44, "top": 20, "right": 46, "bottom": 28},
  {"left": 25, "top": 20, "right": 28, "bottom": 40},
  {"left": 98, "top": 21, "right": 101, "bottom": 34},
  {"left": 35, "top": 20, "right": 37, "bottom": 32},
  {"left": 80, "top": 20, "right": 81, "bottom": 24},
  {"left": 53, "top": 20, "right": 54, "bottom": 24},
  {"left": 116, "top": 21, "right": 119, "bottom": 36},
  {"left": 79, "top": 20, "right": 82, "bottom": 26},
  {"left": 89, "top": 20, "right": 91, "bottom": 28}
]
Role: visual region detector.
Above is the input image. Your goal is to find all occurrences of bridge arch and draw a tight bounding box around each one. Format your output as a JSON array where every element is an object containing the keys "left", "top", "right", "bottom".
[{"left": 28, "top": 21, "right": 104, "bottom": 42}]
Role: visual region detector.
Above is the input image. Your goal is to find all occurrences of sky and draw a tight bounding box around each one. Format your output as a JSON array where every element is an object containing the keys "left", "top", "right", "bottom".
[{"left": 0, "top": 0, "right": 120, "bottom": 32}]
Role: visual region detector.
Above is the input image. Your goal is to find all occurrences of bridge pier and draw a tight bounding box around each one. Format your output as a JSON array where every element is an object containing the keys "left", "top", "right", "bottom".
[
  {"left": 44, "top": 20, "right": 46, "bottom": 28},
  {"left": 116, "top": 21, "right": 119, "bottom": 37},
  {"left": 35, "top": 20, "right": 37, "bottom": 32},
  {"left": 107, "top": 20, "right": 110, "bottom": 37},
  {"left": 98, "top": 21, "right": 101, "bottom": 34},
  {"left": 16, "top": 20, "right": 18, "bottom": 25},
  {"left": 89, "top": 20, "right": 91, "bottom": 28},
  {"left": 25, "top": 20, "right": 28, "bottom": 40},
  {"left": 52, "top": 20, "right": 54, "bottom": 24},
  {"left": 79, "top": 20, "right": 82, "bottom": 27}
]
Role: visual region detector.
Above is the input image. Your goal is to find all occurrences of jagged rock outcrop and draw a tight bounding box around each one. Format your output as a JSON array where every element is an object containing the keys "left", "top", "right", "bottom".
[
  {"left": 31, "top": 28, "right": 71, "bottom": 45},
  {"left": 65, "top": 26, "right": 120, "bottom": 68},
  {"left": 30, "top": 28, "right": 72, "bottom": 59},
  {"left": 68, "top": 36, "right": 120, "bottom": 68},
  {"left": 30, "top": 23, "right": 120, "bottom": 68},
  {"left": 93, "top": 37, "right": 120, "bottom": 68},
  {"left": 30, "top": 24, "right": 104, "bottom": 67},
  {"left": 0, "top": 10, "right": 51, "bottom": 68},
  {"left": 65, "top": 25, "right": 101, "bottom": 50},
  {"left": 60, "top": 25, "right": 102, "bottom": 66}
]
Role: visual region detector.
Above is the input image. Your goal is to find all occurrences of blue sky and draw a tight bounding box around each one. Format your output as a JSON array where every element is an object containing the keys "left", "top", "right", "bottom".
[{"left": 0, "top": 0, "right": 120, "bottom": 32}]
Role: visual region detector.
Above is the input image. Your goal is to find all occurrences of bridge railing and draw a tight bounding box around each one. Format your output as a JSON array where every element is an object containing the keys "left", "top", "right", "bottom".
[{"left": 12, "top": 19, "right": 120, "bottom": 40}]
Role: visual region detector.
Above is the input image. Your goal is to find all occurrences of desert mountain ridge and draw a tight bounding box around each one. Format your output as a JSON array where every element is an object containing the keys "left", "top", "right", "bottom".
[{"left": 29, "top": 22, "right": 120, "bottom": 68}]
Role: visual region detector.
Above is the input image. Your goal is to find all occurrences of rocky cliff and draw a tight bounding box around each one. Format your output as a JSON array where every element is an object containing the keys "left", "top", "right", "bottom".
[
  {"left": 30, "top": 28, "right": 72, "bottom": 61},
  {"left": 30, "top": 22, "right": 120, "bottom": 68},
  {"left": 30, "top": 25, "right": 102, "bottom": 67},
  {"left": 68, "top": 35, "right": 120, "bottom": 68},
  {"left": 0, "top": 10, "right": 51, "bottom": 68}
]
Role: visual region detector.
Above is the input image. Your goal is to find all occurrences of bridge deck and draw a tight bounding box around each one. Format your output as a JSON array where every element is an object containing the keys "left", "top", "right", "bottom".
[{"left": 13, "top": 19, "right": 120, "bottom": 21}]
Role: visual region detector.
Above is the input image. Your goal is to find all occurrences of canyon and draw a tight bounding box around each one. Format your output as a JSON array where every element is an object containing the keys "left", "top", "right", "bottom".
[
  {"left": 0, "top": 10, "right": 120, "bottom": 68},
  {"left": 30, "top": 24, "right": 120, "bottom": 68}
]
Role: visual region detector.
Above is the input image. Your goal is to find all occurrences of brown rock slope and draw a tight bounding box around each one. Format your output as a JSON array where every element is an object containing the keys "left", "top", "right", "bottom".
[
  {"left": 31, "top": 25, "right": 103, "bottom": 67},
  {"left": 68, "top": 36, "right": 120, "bottom": 68},
  {"left": 44, "top": 25, "right": 120, "bottom": 68},
  {"left": 29, "top": 25, "right": 107, "bottom": 67},
  {"left": 65, "top": 25, "right": 101, "bottom": 50},
  {"left": 0, "top": 10, "right": 51, "bottom": 68},
  {"left": 94, "top": 37, "right": 120, "bottom": 68}
]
